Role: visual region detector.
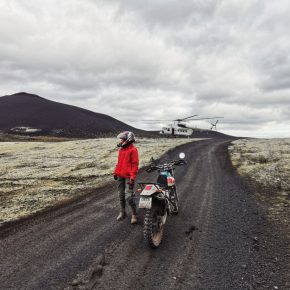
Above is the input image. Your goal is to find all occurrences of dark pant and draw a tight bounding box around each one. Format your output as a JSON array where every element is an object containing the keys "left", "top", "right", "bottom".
[{"left": 117, "top": 177, "right": 137, "bottom": 214}]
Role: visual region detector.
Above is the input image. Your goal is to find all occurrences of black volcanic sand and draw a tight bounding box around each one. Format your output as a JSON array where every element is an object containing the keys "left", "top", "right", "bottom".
[
  {"left": 0, "top": 92, "right": 156, "bottom": 138},
  {"left": 0, "top": 139, "right": 288, "bottom": 289}
]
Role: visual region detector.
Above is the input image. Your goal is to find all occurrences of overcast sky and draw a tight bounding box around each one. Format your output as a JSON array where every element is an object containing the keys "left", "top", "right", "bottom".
[{"left": 1, "top": 0, "right": 289, "bottom": 138}]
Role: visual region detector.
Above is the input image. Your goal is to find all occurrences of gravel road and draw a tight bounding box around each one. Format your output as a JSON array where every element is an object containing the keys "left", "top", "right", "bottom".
[{"left": 0, "top": 139, "right": 288, "bottom": 290}]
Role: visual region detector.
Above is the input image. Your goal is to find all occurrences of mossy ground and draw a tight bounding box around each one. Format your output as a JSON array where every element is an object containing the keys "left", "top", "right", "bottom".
[
  {"left": 229, "top": 138, "right": 290, "bottom": 238},
  {"left": 0, "top": 137, "right": 198, "bottom": 224}
]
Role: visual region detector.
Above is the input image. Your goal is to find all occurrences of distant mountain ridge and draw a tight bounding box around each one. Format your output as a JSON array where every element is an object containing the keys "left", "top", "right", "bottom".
[
  {"left": 0, "top": 92, "right": 235, "bottom": 139},
  {"left": 0, "top": 92, "right": 149, "bottom": 138}
]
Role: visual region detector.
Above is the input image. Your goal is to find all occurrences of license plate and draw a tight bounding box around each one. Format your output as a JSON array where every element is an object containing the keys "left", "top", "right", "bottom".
[{"left": 139, "top": 197, "right": 152, "bottom": 209}]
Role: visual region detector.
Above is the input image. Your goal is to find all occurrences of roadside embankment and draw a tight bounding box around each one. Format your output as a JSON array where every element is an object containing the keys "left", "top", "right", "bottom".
[{"left": 229, "top": 138, "right": 290, "bottom": 230}]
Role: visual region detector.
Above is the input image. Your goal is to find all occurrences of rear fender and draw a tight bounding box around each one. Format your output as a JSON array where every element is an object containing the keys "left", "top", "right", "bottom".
[
  {"left": 140, "top": 184, "right": 160, "bottom": 197},
  {"left": 151, "top": 194, "right": 167, "bottom": 216}
]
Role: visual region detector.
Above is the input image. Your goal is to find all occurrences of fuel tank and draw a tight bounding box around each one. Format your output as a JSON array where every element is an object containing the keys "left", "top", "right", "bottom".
[{"left": 157, "top": 171, "right": 175, "bottom": 188}]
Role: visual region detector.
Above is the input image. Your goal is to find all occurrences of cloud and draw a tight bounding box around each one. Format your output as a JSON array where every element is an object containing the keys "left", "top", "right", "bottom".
[
  {"left": 102, "top": 0, "right": 220, "bottom": 29},
  {"left": 0, "top": 0, "right": 289, "bottom": 138}
]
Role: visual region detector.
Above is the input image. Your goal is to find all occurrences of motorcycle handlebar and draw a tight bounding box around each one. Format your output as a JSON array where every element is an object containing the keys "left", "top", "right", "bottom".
[
  {"left": 173, "top": 159, "right": 186, "bottom": 165},
  {"left": 146, "top": 159, "right": 186, "bottom": 172}
]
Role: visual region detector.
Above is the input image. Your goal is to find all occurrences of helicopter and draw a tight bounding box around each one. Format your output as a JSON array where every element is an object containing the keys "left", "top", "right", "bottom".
[{"left": 143, "top": 115, "right": 224, "bottom": 137}]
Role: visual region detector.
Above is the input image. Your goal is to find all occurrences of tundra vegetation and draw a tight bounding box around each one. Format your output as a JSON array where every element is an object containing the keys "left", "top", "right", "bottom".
[
  {"left": 0, "top": 137, "right": 196, "bottom": 224},
  {"left": 229, "top": 138, "right": 290, "bottom": 226}
]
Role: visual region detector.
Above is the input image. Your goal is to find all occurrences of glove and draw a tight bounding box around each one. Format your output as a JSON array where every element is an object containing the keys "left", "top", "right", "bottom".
[
  {"left": 114, "top": 175, "right": 118, "bottom": 180},
  {"left": 128, "top": 179, "right": 135, "bottom": 190}
]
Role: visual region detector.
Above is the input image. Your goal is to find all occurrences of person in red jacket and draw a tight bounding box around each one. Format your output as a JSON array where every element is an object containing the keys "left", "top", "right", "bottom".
[{"left": 114, "top": 131, "right": 139, "bottom": 224}]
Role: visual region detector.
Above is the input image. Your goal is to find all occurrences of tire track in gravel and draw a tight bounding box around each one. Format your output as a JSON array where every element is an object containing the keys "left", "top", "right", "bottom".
[
  {"left": 0, "top": 183, "right": 128, "bottom": 289},
  {"left": 80, "top": 140, "right": 227, "bottom": 290},
  {"left": 0, "top": 139, "right": 288, "bottom": 290}
]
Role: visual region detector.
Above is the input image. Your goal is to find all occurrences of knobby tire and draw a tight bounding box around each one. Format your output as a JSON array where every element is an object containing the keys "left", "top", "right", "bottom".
[{"left": 143, "top": 209, "right": 164, "bottom": 248}]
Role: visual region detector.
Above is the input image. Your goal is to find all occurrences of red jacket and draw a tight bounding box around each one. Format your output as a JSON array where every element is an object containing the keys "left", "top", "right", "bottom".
[{"left": 114, "top": 143, "right": 139, "bottom": 180}]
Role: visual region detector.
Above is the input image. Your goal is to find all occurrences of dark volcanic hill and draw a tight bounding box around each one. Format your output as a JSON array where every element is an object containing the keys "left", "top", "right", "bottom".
[
  {"left": 0, "top": 92, "right": 150, "bottom": 138},
  {"left": 0, "top": 92, "right": 236, "bottom": 139}
]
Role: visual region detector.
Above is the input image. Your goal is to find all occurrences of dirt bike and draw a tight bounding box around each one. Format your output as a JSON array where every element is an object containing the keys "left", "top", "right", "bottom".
[{"left": 137, "top": 153, "right": 186, "bottom": 248}]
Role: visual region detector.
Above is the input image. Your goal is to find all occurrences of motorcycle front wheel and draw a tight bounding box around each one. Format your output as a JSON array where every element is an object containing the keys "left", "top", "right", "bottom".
[
  {"left": 143, "top": 209, "right": 164, "bottom": 248},
  {"left": 170, "top": 188, "right": 179, "bottom": 215}
]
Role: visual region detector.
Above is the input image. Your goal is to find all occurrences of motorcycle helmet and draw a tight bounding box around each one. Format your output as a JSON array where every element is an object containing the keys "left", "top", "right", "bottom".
[{"left": 117, "top": 131, "right": 136, "bottom": 147}]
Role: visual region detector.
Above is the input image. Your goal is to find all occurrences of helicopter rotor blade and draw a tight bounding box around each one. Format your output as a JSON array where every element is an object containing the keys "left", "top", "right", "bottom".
[
  {"left": 184, "top": 116, "right": 224, "bottom": 121},
  {"left": 141, "top": 119, "right": 173, "bottom": 122},
  {"left": 174, "top": 114, "right": 198, "bottom": 122}
]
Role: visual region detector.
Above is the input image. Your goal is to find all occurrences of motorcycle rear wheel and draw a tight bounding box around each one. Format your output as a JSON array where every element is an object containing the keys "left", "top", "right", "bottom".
[
  {"left": 143, "top": 209, "right": 164, "bottom": 248},
  {"left": 171, "top": 200, "right": 179, "bottom": 215}
]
